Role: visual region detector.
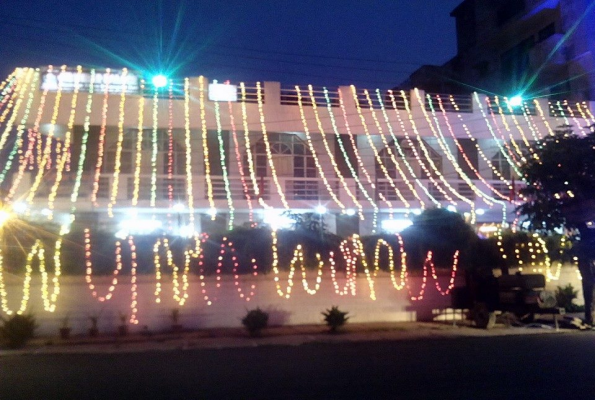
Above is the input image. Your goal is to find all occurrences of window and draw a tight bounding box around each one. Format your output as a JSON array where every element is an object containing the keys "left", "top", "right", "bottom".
[
  {"left": 249, "top": 133, "right": 316, "bottom": 178},
  {"left": 376, "top": 137, "right": 442, "bottom": 180},
  {"left": 491, "top": 151, "right": 511, "bottom": 180}
]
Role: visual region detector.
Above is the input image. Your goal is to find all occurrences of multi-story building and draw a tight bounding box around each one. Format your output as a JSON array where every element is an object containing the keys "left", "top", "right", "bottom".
[
  {"left": 401, "top": 0, "right": 595, "bottom": 101},
  {"left": 1, "top": 66, "right": 593, "bottom": 237}
]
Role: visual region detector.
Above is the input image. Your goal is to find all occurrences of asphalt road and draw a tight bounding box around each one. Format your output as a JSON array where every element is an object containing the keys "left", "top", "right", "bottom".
[{"left": 2, "top": 333, "right": 595, "bottom": 399}]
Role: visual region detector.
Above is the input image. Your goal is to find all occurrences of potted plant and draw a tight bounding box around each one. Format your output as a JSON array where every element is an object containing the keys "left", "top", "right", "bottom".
[
  {"left": 59, "top": 314, "right": 71, "bottom": 340},
  {"left": 117, "top": 312, "right": 128, "bottom": 337},
  {"left": 171, "top": 309, "right": 183, "bottom": 333},
  {"left": 322, "top": 306, "right": 349, "bottom": 333},
  {"left": 88, "top": 315, "right": 99, "bottom": 337},
  {"left": 241, "top": 308, "right": 269, "bottom": 337},
  {"left": 0, "top": 314, "right": 37, "bottom": 349}
]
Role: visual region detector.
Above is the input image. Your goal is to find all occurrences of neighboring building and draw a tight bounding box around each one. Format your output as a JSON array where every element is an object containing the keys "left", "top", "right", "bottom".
[
  {"left": 401, "top": 0, "right": 595, "bottom": 101},
  {"left": 1, "top": 66, "right": 593, "bottom": 237}
]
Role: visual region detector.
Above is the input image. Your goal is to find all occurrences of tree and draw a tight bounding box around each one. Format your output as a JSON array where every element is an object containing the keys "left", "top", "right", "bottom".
[{"left": 518, "top": 124, "right": 595, "bottom": 323}]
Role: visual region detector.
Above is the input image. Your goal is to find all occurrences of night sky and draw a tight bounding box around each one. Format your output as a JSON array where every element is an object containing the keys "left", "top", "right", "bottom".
[{"left": 0, "top": 0, "right": 463, "bottom": 89}]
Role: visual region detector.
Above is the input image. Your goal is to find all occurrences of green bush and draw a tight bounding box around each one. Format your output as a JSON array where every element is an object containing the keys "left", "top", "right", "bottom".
[
  {"left": 322, "top": 306, "right": 349, "bottom": 333},
  {"left": 241, "top": 308, "right": 269, "bottom": 337},
  {"left": 556, "top": 284, "right": 584, "bottom": 312},
  {"left": 0, "top": 314, "right": 37, "bottom": 349}
]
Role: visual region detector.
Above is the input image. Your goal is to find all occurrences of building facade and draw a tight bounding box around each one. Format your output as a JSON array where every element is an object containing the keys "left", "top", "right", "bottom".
[
  {"left": 1, "top": 66, "right": 594, "bottom": 237},
  {"left": 401, "top": 0, "right": 595, "bottom": 101}
]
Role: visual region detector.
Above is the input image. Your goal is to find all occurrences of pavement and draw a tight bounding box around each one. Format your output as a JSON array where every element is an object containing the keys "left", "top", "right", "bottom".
[{"left": 0, "top": 316, "right": 585, "bottom": 356}]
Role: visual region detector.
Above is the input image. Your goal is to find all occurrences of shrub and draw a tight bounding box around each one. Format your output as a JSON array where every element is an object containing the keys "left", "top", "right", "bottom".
[
  {"left": 241, "top": 308, "right": 269, "bottom": 337},
  {"left": 0, "top": 314, "right": 37, "bottom": 349},
  {"left": 556, "top": 284, "right": 584, "bottom": 312},
  {"left": 322, "top": 306, "right": 349, "bottom": 333}
]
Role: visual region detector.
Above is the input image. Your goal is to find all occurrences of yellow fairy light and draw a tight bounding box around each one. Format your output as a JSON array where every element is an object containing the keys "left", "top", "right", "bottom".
[
  {"left": 270, "top": 229, "right": 293, "bottom": 298},
  {"left": 257, "top": 82, "right": 290, "bottom": 209},
  {"left": 40, "top": 239, "right": 62, "bottom": 312},
  {"left": 562, "top": 100, "right": 587, "bottom": 136},
  {"left": 351, "top": 86, "right": 410, "bottom": 211},
  {"left": 533, "top": 99, "right": 555, "bottom": 136},
  {"left": 447, "top": 94, "right": 514, "bottom": 197},
  {"left": 364, "top": 89, "right": 423, "bottom": 209},
  {"left": 0, "top": 70, "right": 23, "bottom": 124},
  {"left": 128, "top": 236, "right": 139, "bottom": 324},
  {"left": 150, "top": 89, "right": 159, "bottom": 208},
  {"left": 424, "top": 92, "right": 509, "bottom": 223},
  {"left": 84, "top": 228, "right": 123, "bottom": 302},
  {"left": 26, "top": 65, "right": 67, "bottom": 207},
  {"left": 48, "top": 66, "right": 82, "bottom": 214},
  {"left": 579, "top": 101, "right": 595, "bottom": 125},
  {"left": 132, "top": 80, "right": 145, "bottom": 206},
  {"left": 228, "top": 89, "right": 254, "bottom": 222},
  {"left": 397, "top": 89, "right": 459, "bottom": 206},
  {"left": 183, "top": 78, "right": 195, "bottom": 227},
  {"left": 379, "top": 90, "right": 439, "bottom": 207},
  {"left": 306, "top": 85, "right": 362, "bottom": 215},
  {"left": 153, "top": 238, "right": 190, "bottom": 306},
  {"left": 0, "top": 69, "right": 33, "bottom": 154},
  {"left": 0, "top": 69, "right": 39, "bottom": 186},
  {"left": 337, "top": 87, "right": 380, "bottom": 230},
  {"left": 70, "top": 69, "right": 96, "bottom": 209},
  {"left": 492, "top": 96, "right": 529, "bottom": 161},
  {"left": 324, "top": 87, "right": 377, "bottom": 218},
  {"left": 239, "top": 82, "right": 266, "bottom": 209},
  {"left": 330, "top": 247, "right": 357, "bottom": 296},
  {"left": 108, "top": 68, "right": 129, "bottom": 217},
  {"left": 90, "top": 68, "right": 112, "bottom": 205},
  {"left": 295, "top": 85, "right": 345, "bottom": 210},
  {"left": 199, "top": 76, "right": 216, "bottom": 216},
  {"left": 214, "top": 100, "right": 235, "bottom": 228},
  {"left": 374, "top": 238, "right": 407, "bottom": 290},
  {"left": 473, "top": 93, "right": 522, "bottom": 176}
]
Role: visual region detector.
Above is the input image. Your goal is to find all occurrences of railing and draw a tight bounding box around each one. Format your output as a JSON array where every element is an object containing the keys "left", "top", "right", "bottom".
[
  {"left": 237, "top": 83, "right": 261, "bottom": 104},
  {"left": 548, "top": 100, "right": 592, "bottom": 119},
  {"left": 486, "top": 97, "right": 537, "bottom": 116},
  {"left": 280, "top": 85, "right": 339, "bottom": 107},
  {"left": 425, "top": 93, "right": 473, "bottom": 113},
  {"left": 211, "top": 176, "right": 270, "bottom": 200},
  {"left": 356, "top": 88, "right": 409, "bottom": 110},
  {"left": 285, "top": 178, "right": 339, "bottom": 201}
]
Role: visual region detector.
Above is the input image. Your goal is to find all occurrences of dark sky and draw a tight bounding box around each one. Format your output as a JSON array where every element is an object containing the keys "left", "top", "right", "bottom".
[{"left": 0, "top": 0, "right": 463, "bottom": 89}]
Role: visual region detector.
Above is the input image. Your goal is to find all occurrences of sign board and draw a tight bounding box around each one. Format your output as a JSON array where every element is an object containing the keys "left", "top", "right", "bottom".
[
  {"left": 208, "top": 83, "right": 237, "bottom": 102},
  {"left": 40, "top": 69, "right": 140, "bottom": 94}
]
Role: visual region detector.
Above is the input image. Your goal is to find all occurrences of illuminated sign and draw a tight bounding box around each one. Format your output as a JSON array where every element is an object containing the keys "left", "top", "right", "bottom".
[
  {"left": 208, "top": 83, "right": 237, "bottom": 102},
  {"left": 40, "top": 69, "right": 140, "bottom": 94}
]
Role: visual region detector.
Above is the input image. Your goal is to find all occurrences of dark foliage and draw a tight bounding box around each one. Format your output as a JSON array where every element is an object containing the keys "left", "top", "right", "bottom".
[
  {"left": 241, "top": 308, "right": 269, "bottom": 336},
  {"left": 0, "top": 314, "right": 37, "bottom": 349},
  {"left": 321, "top": 306, "right": 349, "bottom": 332}
]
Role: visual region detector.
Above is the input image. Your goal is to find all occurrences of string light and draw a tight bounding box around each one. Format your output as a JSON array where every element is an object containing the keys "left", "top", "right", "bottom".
[
  {"left": 131, "top": 80, "right": 145, "bottom": 206},
  {"left": 429, "top": 250, "right": 459, "bottom": 295},
  {"left": 48, "top": 66, "right": 82, "bottom": 215},
  {"left": 107, "top": 68, "right": 129, "bottom": 217},
  {"left": 199, "top": 76, "right": 217, "bottom": 216},
  {"left": 363, "top": 89, "right": 422, "bottom": 208},
  {"left": 70, "top": 69, "right": 96, "bottom": 210},
  {"left": 0, "top": 69, "right": 38, "bottom": 186},
  {"left": 150, "top": 88, "right": 159, "bottom": 208},
  {"left": 330, "top": 248, "right": 357, "bottom": 296},
  {"left": 228, "top": 84, "right": 254, "bottom": 223},
  {"left": 0, "top": 68, "right": 33, "bottom": 154},
  {"left": 307, "top": 85, "right": 363, "bottom": 218},
  {"left": 295, "top": 85, "right": 346, "bottom": 210},
  {"left": 379, "top": 89, "right": 439, "bottom": 207},
  {"left": 350, "top": 86, "right": 409, "bottom": 212},
  {"left": 25, "top": 65, "right": 67, "bottom": 207},
  {"left": 446, "top": 94, "right": 514, "bottom": 198},
  {"left": 128, "top": 235, "right": 139, "bottom": 324},
  {"left": 183, "top": 78, "right": 195, "bottom": 228},
  {"left": 257, "top": 82, "right": 290, "bottom": 209},
  {"left": 84, "top": 228, "right": 123, "bottom": 302},
  {"left": 214, "top": 100, "right": 235, "bottom": 228},
  {"left": 408, "top": 251, "right": 429, "bottom": 301},
  {"left": 240, "top": 82, "right": 266, "bottom": 209},
  {"left": 336, "top": 87, "right": 380, "bottom": 230},
  {"left": 323, "top": 87, "right": 377, "bottom": 218},
  {"left": 153, "top": 237, "right": 190, "bottom": 306},
  {"left": 533, "top": 99, "right": 555, "bottom": 136},
  {"left": 90, "top": 68, "right": 112, "bottom": 205},
  {"left": 167, "top": 79, "right": 174, "bottom": 229},
  {"left": 473, "top": 93, "right": 522, "bottom": 176},
  {"left": 397, "top": 89, "right": 460, "bottom": 206},
  {"left": 341, "top": 86, "right": 396, "bottom": 219}
]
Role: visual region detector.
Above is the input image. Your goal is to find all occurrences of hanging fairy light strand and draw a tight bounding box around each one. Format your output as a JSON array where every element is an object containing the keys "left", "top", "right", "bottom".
[
  {"left": 150, "top": 87, "right": 159, "bottom": 208},
  {"left": 48, "top": 66, "right": 82, "bottom": 215},
  {"left": 131, "top": 80, "right": 145, "bottom": 207},
  {"left": 183, "top": 78, "right": 195, "bottom": 227},
  {"left": 90, "top": 68, "right": 112, "bottom": 205},
  {"left": 199, "top": 76, "right": 216, "bottom": 216},
  {"left": 214, "top": 100, "right": 235, "bottom": 228},
  {"left": 107, "top": 68, "right": 129, "bottom": 217},
  {"left": 295, "top": 85, "right": 345, "bottom": 210}
]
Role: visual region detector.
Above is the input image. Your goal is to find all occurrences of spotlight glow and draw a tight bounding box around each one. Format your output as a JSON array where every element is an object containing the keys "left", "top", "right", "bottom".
[
  {"left": 152, "top": 74, "right": 168, "bottom": 88},
  {"left": 344, "top": 208, "right": 356, "bottom": 216},
  {"left": 315, "top": 205, "right": 327, "bottom": 214},
  {"left": 508, "top": 95, "right": 523, "bottom": 107}
]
